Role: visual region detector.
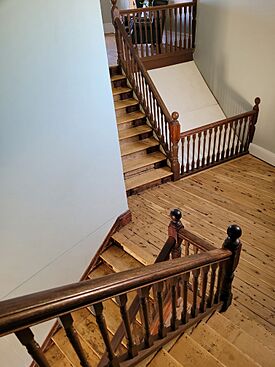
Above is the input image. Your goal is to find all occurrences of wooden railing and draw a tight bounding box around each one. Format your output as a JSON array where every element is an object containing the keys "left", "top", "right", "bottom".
[
  {"left": 114, "top": 15, "right": 181, "bottom": 180},
  {"left": 0, "top": 210, "right": 242, "bottom": 367},
  {"left": 179, "top": 98, "right": 261, "bottom": 177},
  {"left": 117, "top": 1, "right": 197, "bottom": 68}
]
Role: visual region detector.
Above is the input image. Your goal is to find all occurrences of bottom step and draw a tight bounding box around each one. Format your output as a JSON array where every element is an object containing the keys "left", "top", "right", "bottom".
[{"left": 125, "top": 167, "right": 172, "bottom": 194}]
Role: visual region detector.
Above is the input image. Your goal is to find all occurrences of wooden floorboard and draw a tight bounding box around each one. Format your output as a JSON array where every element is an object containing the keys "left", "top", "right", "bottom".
[{"left": 120, "top": 155, "right": 275, "bottom": 333}]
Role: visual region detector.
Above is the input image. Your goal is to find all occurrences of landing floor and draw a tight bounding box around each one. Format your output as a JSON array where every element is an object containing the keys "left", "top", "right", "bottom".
[{"left": 119, "top": 155, "right": 275, "bottom": 333}]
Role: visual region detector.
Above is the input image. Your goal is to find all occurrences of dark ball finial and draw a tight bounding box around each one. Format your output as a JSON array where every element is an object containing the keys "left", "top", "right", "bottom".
[
  {"left": 254, "top": 97, "right": 261, "bottom": 105},
  {"left": 170, "top": 208, "right": 182, "bottom": 222},
  {"left": 172, "top": 111, "right": 179, "bottom": 121},
  {"left": 227, "top": 225, "right": 242, "bottom": 241}
]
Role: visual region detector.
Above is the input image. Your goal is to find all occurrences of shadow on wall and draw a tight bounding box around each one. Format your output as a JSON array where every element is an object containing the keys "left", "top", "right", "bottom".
[{"left": 194, "top": 1, "right": 252, "bottom": 117}]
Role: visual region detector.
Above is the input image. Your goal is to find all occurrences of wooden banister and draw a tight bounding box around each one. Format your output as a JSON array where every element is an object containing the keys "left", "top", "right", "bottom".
[{"left": 119, "top": 2, "right": 195, "bottom": 15}]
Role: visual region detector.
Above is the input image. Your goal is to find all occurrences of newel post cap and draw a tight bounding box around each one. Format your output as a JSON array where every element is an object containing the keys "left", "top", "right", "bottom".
[
  {"left": 170, "top": 208, "right": 182, "bottom": 222},
  {"left": 227, "top": 224, "right": 242, "bottom": 241}
]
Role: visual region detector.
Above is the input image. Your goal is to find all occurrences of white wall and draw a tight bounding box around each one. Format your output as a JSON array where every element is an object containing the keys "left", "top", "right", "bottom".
[
  {"left": 194, "top": 0, "right": 275, "bottom": 165},
  {"left": 0, "top": 0, "right": 127, "bottom": 364},
  {"left": 100, "top": 0, "right": 114, "bottom": 33}
]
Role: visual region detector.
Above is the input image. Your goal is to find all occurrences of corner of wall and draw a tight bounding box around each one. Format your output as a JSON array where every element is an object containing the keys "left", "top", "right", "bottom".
[{"left": 249, "top": 144, "right": 275, "bottom": 167}]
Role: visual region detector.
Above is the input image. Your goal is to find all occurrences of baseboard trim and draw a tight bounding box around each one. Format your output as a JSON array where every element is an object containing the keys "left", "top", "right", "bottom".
[
  {"left": 30, "top": 209, "right": 132, "bottom": 366},
  {"left": 249, "top": 143, "right": 275, "bottom": 166},
  {"left": 104, "top": 22, "right": 114, "bottom": 34}
]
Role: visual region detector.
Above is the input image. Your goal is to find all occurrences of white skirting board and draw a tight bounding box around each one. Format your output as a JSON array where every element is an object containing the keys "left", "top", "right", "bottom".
[
  {"left": 249, "top": 143, "right": 275, "bottom": 166},
  {"left": 104, "top": 22, "right": 114, "bottom": 34}
]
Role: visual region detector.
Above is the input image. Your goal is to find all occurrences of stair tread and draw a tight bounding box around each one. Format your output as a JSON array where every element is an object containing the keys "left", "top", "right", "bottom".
[
  {"left": 170, "top": 334, "right": 226, "bottom": 367},
  {"left": 71, "top": 308, "right": 125, "bottom": 357},
  {"left": 101, "top": 244, "right": 143, "bottom": 272},
  {"left": 87, "top": 262, "right": 115, "bottom": 280},
  {"left": 207, "top": 312, "right": 275, "bottom": 367},
  {"left": 111, "top": 74, "right": 126, "bottom": 82},
  {"left": 191, "top": 321, "right": 260, "bottom": 367},
  {"left": 224, "top": 304, "right": 275, "bottom": 352},
  {"left": 119, "top": 125, "right": 152, "bottom": 140},
  {"left": 125, "top": 167, "right": 172, "bottom": 191},
  {"left": 123, "top": 152, "right": 167, "bottom": 174},
  {"left": 148, "top": 348, "right": 184, "bottom": 367},
  {"left": 112, "top": 86, "right": 132, "bottom": 96},
  {"left": 52, "top": 327, "right": 99, "bottom": 366},
  {"left": 114, "top": 98, "right": 139, "bottom": 110},
  {"left": 117, "top": 111, "right": 146, "bottom": 125},
  {"left": 44, "top": 343, "right": 72, "bottom": 367},
  {"left": 112, "top": 231, "right": 157, "bottom": 266},
  {"left": 121, "top": 137, "right": 160, "bottom": 157}
]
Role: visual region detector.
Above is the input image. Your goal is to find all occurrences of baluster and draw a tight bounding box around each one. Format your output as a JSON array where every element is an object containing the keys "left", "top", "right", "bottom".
[
  {"left": 214, "top": 262, "right": 223, "bottom": 304},
  {"left": 183, "top": 6, "right": 187, "bottom": 49},
  {"left": 138, "top": 12, "right": 144, "bottom": 58},
  {"left": 15, "top": 328, "right": 50, "bottom": 367},
  {"left": 174, "top": 7, "right": 178, "bottom": 49},
  {"left": 220, "top": 225, "right": 242, "bottom": 311},
  {"left": 192, "top": 0, "right": 197, "bottom": 48},
  {"left": 161, "top": 111, "right": 165, "bottom": 141},
  {"left": 169, "top": 8, "right": 173, "bottom": 52},
  {"left": 199, "top": 266, "right": 210, "bottom": 313},
  {"left": 196, "top": 132, "right": 201, "bottom": 168},
  {"left": 170, "top": 112, "right": 181, "bottom": 181},
  {"left": 159, "top": 9, "right": 164, "bottom": 54},
  {"left": 212, "top": 126, "right": 218, "bottom": 163},
  {"left": 184, "top": 240, "right": 190, "bottom": 256},
  {"left": 149, "top": 10, "right": 154, "bottom": 56},
  {"left": 221, "top": 123, "right": 228, "bottom": 159},
  {"left": 207, "top": 263, "right": 218, "bottom": 308},
  {"left": 156, "top": 281, "right": 167, "bottom": 338},
  {"left": 191, "top": 134, "right": 196, "bottom": 170},
  {"left": 191, "top": 269, "right": 200, "bottom": 318},
  {"left": 179, "top": 6, "right": 183, "bottom": 49},
  {"left": 233, "top": 119, "right": 241, "bottom": 156},
  {"left": 144, "top": 14, "right": 149, "bottom": 57},
  {"left": 138, "top": 287, "right": 153, "bottom": 348},
  {"left": 164, "top": 9, "right": 168, "bottom": 52},
  {"left": 93, "top": 302, "right": 119, "bottom": 367},
  {"left": 226, "top": 121, "right": 233, "bottom": 158},
  {"left": 186, "top": 135, "right": 190, "bottom": 172},
  {"left": 181, "top": 136, "right": 185, "bottom": 174},
  {"left": 181, "top": 272, "right": 190, "bottom": 324},
  {"left": 217, "top": 124, "right": 223, "bottom": 161},
  {"left": 154, "top": 10, "right": 160, "bottom": 54},
  {"left": 235, "top": 118, "right": 242, "bottom": 155},
  {"left": 117, "top": 294, "right": 138, "bottom": 358},
  {"left": 170, "top": 277, "right": 178, "bottom": 331},
  {"left": 133, "top": 12, "right": 138, "bottom": 50},
  {"left": 188, "top": 5, "right": 192, "bottom": 48},
  {"left": 59, "top": 314, "right": 91, "bottom": 367},
  {"left": 202, "top": 130, "right": 207, "bottom": 166},
  {"left": 207, "top": 128, "right": 212, "bottom": 165},
  {"left": 230, "top": 119, "right": 238, "bottom": 156},
  {"left": 240, "top": 117, "right": 247, "bottom": 153}
]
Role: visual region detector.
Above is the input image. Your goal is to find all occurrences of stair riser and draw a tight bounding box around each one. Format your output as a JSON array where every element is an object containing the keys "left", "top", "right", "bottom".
[
  {"left": 122, "top": 146, "right": 160, "bottom": 161},
  {"left": 126, "top": 175, "right": 172, "bottom": 197},
  {"left": 118, "top": 118, "right": 147, "bottom": 131},
  {"left": 112, "top": 79, "right": 128, "bottom": 89},
  {"left": 113, "top": 91, "right": 133, "bottom": 102},
  {"left": 120, "top": 132, "right": 153, "bottom": 145},
  {"left": 109, "top": 65, "right": 121, "bottom": 77},
  {"left": 124, "top": 160, "right": 167, "bottom": 179},
  {"left": 115, "top": 105, "right": 140, "bottom": 118}
]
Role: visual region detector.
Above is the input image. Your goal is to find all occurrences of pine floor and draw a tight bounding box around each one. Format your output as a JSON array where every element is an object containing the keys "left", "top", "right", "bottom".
[{"left": 117, "top": 154, "right": 275, "bottom": 333}]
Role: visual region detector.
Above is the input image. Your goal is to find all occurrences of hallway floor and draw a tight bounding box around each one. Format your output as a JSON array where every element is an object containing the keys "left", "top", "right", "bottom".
[{"left": 117, "top": 154, "right": 275, "bottom": 333}]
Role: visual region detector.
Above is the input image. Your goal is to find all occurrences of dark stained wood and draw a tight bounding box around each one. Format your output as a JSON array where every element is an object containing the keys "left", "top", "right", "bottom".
[
  {"left": 59, "top": 314, "right": 91, "bottom": 367},
  {"left": 15, "top": 328, "right": 51, "bottom": 367},
  {"left": 138, "top": 287, "right": 153, "bottom": 348}
]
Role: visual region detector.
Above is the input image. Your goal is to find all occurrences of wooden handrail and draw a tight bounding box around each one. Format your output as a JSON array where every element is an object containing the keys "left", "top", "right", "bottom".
[
  {"left": 119, "top": 1, "right": 195, "bottom": 15},
  {"left": 180, "top": 109, "right": 257, "bottom": 138},
  {"left": 0, "top": 249, "right": 231, "bottom": 337},
  {"left": 114, "top": 17, "right": 171, "bottom": 122},
  {"left": 178, "top": 227, "right": 216, "bottom": 252}
]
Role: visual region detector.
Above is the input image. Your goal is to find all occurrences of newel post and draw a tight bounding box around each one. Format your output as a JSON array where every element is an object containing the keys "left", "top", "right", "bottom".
[
  {"left": 170, "top": 112, "right": 181, "bottom": 181},
  {"left": 248, "top": 97, "right": 261, "bottom": 145},
  {"left": 220, "top": 225, "right": 242, "bottom": 311},
  {"left": 168, "top": 209, "right": 184, "bottom": 259},
  {"left": 111, "top": 1, "right": 122, "bottom": 66}
]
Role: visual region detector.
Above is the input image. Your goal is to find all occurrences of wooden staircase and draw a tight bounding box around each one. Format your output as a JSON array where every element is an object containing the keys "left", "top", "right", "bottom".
[
  {"left": 144, "top": 308, "right": 275, "bottom": 367},
  {"left": 44, "top": 242, "right": 145, "bottom": 366},
  {"left": 110, "top": 66, "right": 173, "bottom": 196}
]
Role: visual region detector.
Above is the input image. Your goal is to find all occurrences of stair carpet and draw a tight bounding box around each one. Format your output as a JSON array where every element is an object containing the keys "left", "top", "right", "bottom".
[{"left": 110, "top": 66, "right": 172, "bottom": 195}]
